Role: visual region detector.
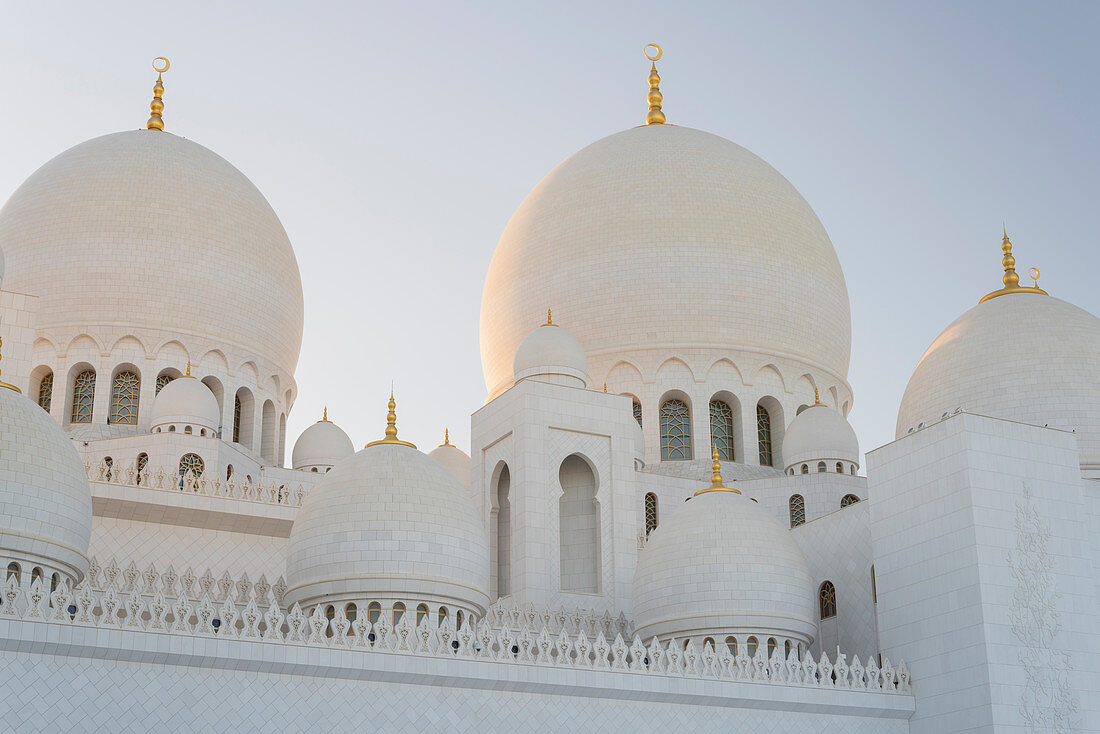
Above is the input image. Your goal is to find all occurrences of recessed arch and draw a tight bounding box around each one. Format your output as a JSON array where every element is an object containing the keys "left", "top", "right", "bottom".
[
  {"left": 704, "top": 357, "right": 745, "bottom": 386},
  {"left": 756, "top": 396, "right": 785, "bottom": 467},
  {"left": 260, "top": 400, "right": 277, "bottom": 464},
  {"left": 708, "top": 390, "right": 742, "bottom": 462},
  {"left": 65, "top": 333, "right": 104, "bottom": 355},
  {"left": 201, "top": 376, "right": 225, "bottom": 425},
  {"left": 559, "top": 453, "right": 600, "bottom": 594},
  {"left": 492, "top": 461, "right": 511, "bottom": 598},
  {"left": 108, "top": 364, "right": 141, "bottom": 425},
  {"left": 749, "top": 363, "right": 787, "bottom": 393},
  {"left": 655, "top": 357, "right": 695, "bottom": 383},
  {"left": 201, "top": 349, "right": 230, "bottom": 374},
  {"left": 234, "top": 387, "right": 255, "bottom": 450},
  {"left": 108, "top": 335, "right": 149, "bottom": 360}
]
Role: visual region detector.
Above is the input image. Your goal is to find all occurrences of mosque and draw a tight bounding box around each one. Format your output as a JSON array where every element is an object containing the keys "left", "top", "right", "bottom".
[{"left": 0, "top": 50, "right": 1096, "bottom": 733}]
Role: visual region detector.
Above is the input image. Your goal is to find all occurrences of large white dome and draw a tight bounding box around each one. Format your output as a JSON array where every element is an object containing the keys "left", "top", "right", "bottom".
[
  {"left": 897, "top": 292, "right": 1100, "bottom": 469},
  {"left": 285, "top": 442, "right": 490, "bottom": 613},
  {"left": 0, "top": 386, "right": 92, "bottom": 583},
  {"left": 0, "top": 130, "right": 304, "bottom": 378},
  {"left": 632, "top": 485, "right": 816, "bottom": 645},
  {"left": 480, "top": 124, "right": 851, "bottom": 400}
]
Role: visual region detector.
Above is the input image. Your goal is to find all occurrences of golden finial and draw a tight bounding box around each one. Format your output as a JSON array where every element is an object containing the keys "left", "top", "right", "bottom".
[
  {"left": 644, "top": 44, "right": 665, "bottom": 125},
  {"left": 319, "top": 406, "right": 331, "bottom": 423},
  {"left": 545, "top": 308, "right": 554, "bottom": 326},
  {"left": 146, "top": 57, "right": 170, "bottom": 131},
  {"left": 0, "top": 337, "right": 21, "bottom": 393},
  {"left": 813, "top": 387, "right": 823, "bottom": 406},
  {"left": 979, "top": 229, "right": 1049, "bottom": 303},
  {"left": 184, "top": 360, "right": 194, "bottom": 378},
  {"left": 602, "top": 382, "right": 607, "bottom": 393},
  {"left": 694, "top": 444, "right": 740, "bottom": 496},
  {"left": 365, "top": 391, "right": 417, "bottom": 448},
  {"left": 1029, "top": 267, "right": 1041, "bottom": 287},
  {"left": 439, "top": 428, "right": 452, "bottom": 448}
]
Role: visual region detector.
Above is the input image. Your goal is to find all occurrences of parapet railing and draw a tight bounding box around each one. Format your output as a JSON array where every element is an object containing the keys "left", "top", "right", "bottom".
[{"left": 86, "top": 459, "right": 307, "bottom": 507}]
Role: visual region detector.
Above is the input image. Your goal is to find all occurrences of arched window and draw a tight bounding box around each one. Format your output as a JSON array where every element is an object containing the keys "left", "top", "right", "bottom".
[
  {"left": 324, "top": 605, "right": 335, "bottom": 638},
  {"left": 200, "top": 429, "right": 206, "bottom": 437},
  {"left": 659, "top": 399, "right": 692, "bottom": 461},
  {"left": 184, "top": 425, "right": 192, "bottom": 435},
  {"left": 819, "top": 581, "right": 837, "bottom": 619},
  {"left": 644, "top": 492, "right": 658, "bottom": 535},
  {"left": 757, "top": 405, "right": 773, "bottom": 466},
  {"left": 495, "top": 464, "right": 511, "bottom": 597},
  {"left": 800, "top": 464, "right": 808, "bottom": 475},
  {"left": 109, "top": 371, "right": 139, "bottom": 424},
  {"left": 438, "top": 606, "right": 449, "bottom": 626},
  {"left": 37, "top": 372, "right": 53, "bottom": 412},
  {"left": 226, "top": 464, "right": 233, "bottom": 480},
  {"left": 367, "top": 602, "right": 382, "bottom": 625},
  {"left": 725, "top": 636, "right": 737, "bottom": 656},
  {"left": 850, "top": 465, "right": 856, "bottom": 475},
  {"left": 70, "top": 369, "right": 95, "bottom": 423},
  {"left": 30, "top": 567, "right": 42, "bottom": 587},
  {"left": 817, "top": 461, "right": 827, "bottom": 473},
  {"left": 703, "top": 636, "right": 715, "bottom": 651},
  {"left": 416, "top": 603, "right": 429, "bottom": 627},
  {"left": 103, "top": 457, "right": 113, "bottom": 482},
  {"left": 50, "top": 573, "right": 59, "bottom": 593},
  {"left": 789, "top": 494, "right": 805, "bottom": 528},
  {"left": 632, "top": 400, "right": 642, "bottom": 427},
  {"left": 6, "top": 563, "right": 19, "bottom": 583},
  {"left": 841, "top": 494, "right": 860, "bottom": 508},
  {"left": 345, "top": 603, "right": 357, "bottom": 635},
  {"left": 311, "top": 467, "right": 318, "bottom": 473},
  {"left": 559, "top": 455, "right": 600, "bottom": 593},
  {"left": 767, "top": 637, "right": 777, "bottom": 658},
  {"left": 836, "top": 462, "right": 844, "bottom": 473},
  {"left": 178, "top": 453, "right": 204, "bottom": 489},
  {"left": 709, "top": 399, "right": 734, "bottom": 461},
  {"left": 233, "top": 394, "right": 242, "bottom": 444},
  {"left": 168, "top": 425, "right": 175, "bottom": 432},
  {"left": 785, "top": 640, "right": 792, "bottom": 659},
  {"left": 456, "top": 610, "right": 464, "bottom": 630},
  {"left": 746, "top": 636, "right": 758, "bottom": 658},
  {"left": 392, "top": 602, "right": 405, "bottom": 626},
  {"left": 136, "top": 453, "right": 148, "bottom": 485},
  {"left": 155, "top": 374, "right": 175, "bottom": 394}
]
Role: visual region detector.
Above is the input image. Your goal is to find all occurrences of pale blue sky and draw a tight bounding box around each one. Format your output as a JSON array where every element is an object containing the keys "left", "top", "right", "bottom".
[{"left": 1, "top": 1, "right": 1097, "bottom": 461}]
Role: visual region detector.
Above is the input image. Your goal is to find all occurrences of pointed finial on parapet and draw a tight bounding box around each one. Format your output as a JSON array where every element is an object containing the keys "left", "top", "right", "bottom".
[
  {"left": 146, "top": 57, "right": 170, "bottom": 131},
  {"left": 644, "top": 44, "right": 665, "bottom": 125}
]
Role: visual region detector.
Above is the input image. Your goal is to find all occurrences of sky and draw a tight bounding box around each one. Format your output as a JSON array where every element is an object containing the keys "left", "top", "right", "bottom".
[{"left": 1, "top": 1, "right": 1097, "bottom": 463}]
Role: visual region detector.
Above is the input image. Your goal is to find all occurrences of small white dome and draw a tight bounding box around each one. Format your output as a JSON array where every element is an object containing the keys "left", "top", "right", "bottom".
[
  {"left": 632, "top": 487, "right": 816, "bottom": 645},
  {"left": 0, "top": 386, "right": 92, "bottom": 583},
  {"left": 512, "top": 320, "right": 587, "bottom": 389},
  {"left": 150, "top": 376, "right": 220, "bottom": 433},
  {"left": 292, "top": 415, "right": 354, "bottom": 471},
  {"left": 428, "top": 434, "right": 471, "bottom": 492},
  {"left": 897, "top": 293, "right": 1100, "bottom": 469},
  {"left": 285, "top": 442, "right": 489, "bottom": 613},
  {"left": 782, "top": 402, "right": 859, "bottom": 471}
]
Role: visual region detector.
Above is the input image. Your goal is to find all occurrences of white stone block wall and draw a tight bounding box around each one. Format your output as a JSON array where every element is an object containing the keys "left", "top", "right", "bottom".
[
  {"left": 868, "top": 413, "right": 1100, "bottom": 733},
  {"left": 0, "top": 289, "right": 39, "bottom": 392}
]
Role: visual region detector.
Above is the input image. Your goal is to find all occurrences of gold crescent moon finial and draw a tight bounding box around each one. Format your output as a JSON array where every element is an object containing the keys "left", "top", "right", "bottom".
[
  {"left": 152, "top": 57, "right": 170, "bottom": 74},
  {"left": 644, "top": 44, "right": 666, "bottom": 125},
  {"left": 1029, "top": 267, "right": 1040, "bottom": 287},
  {"left": 644, "top": 43, "right": 663, "bottom": 62},
  {"left": 146, "top": 57, "right": 170, "bottom": 131}
]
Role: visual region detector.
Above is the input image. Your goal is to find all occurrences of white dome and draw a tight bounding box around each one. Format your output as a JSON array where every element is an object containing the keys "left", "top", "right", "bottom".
[
  {"left": 149, "top": 376, "right": 220, "bottom": 432},
  {"left": 897, "top": 293, "right": 1100, "bottom": 468},
  {"left": 632, "top": 487, "right": 816, "bottom": 644},
  {"left": 512, "top": 321, "right": 587, "bottom": 389},
  {"left": 0, "top": 386, "right": 92, "bottom": 583},
  {"left": 428, "top": 436, "right": 471, "bottom": 493},
  {"left": 481, "top": 124, "right": 851, "bottom": 399},
  {"left": 285, "top": 442, "right": 489, "bottom": 613},
  {"left": 292, "top": 417, "right": 354, "bottom": 471},
  {"left": 0, "top": 130, "right": 304, "bottom": 378},
  {"left": 782, "top": 403, "right": 859, "bottom": 471}
]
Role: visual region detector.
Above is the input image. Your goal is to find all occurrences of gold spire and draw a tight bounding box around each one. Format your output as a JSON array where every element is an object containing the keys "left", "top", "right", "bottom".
[
  {"left": 184, "top": 360, "right": 194, "bottom": 378},
  {"left": 146, "top": 57, "right": 170, "bottom": 131},
  {"left": 602, "top": 382, "right": 607, "bottom": 393},
  {"left": 365, "top": 392, "right": 417, "bottom": 448},
  {"left": 545, "top": 309, "right": 554, "bottom": 326},
  {"left": 0, "top": 337, "right": 20, "bottom": 393},
  {"left": 813, "top": 387, "right": 823, "bottom": 406},
  {"left": 694, "top": 445, "right": 741, "bottom": 496},
  {"left": 319, "top": 406, "right": 330, "bottom": 423},
  {"left": 979, "top": 229, "right": 1049, "bottom": 303},
  {"left": 644, "top": 44, "right": 665, "bottom": 125},
  {"left": 439, "top": 428, "right": 452, "bottom": 448}
]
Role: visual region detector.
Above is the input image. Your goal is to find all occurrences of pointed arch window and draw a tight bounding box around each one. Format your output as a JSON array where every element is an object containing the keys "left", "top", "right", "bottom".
[
  {"left": 632, "top": 400, "right": 642, "bottom": 427},
  {"left": 725, "top": 636, "right": 737, "bottom": 656},
  {"left": 756, "top": 404, "right": 773, "bottom": 466},
  {"left": 709, "top": 399, "right": 734, "bottom": 461},
  {"left": 345, "top": 603, "right": 357, "bottom": 635},
  {"left": 103, "top": 457, "right": 113, "bottom": 482},
  {"left": 746, "top": 636, "right": 758, "bottom": 658},
  {"left": 37, "top": 373, "right": 53, "bottom": 412},
  {"left": 233, "top": 394, "right": 242, "bottom": 444},
  {"left": 659, "top": 399, "right": 692, "bottom": 461},
  {"left": 30, "top": 567, "right": 42, "bottom": 587},
  {"left": 136, "top": 453, "right": 148, "bottom": 485},
  {"left": 178, "top": 453, "right": 204, "bottom": 489},
  {"left": 155, "top": 374, "right": 174, "bottom": 395},
  {"left": 392, "top": 602, "right": 405, "bottom": 626},
  {"left": 71, "top": 369, "right": 95, "bottom": 423},
  {"left": 416, "top": 603, "right": 429, "bottom": 627},
  {"left": 789, "top": 494, "right": 805, "bottom": 528},
  {"left": 367, "top": 602, "right": 382, "bottom": 625},
  {"left": 109, "top": 371, "right": 139, "bottom": 424},
  {"left": 644, "top": 492, "right": 658, "bottom": 535},
  {"left": 841, "top": 494, "right": 860, "bottom": 508},
  {"left": 819, "top": 581, "right": 837, "bottom": 619}
]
